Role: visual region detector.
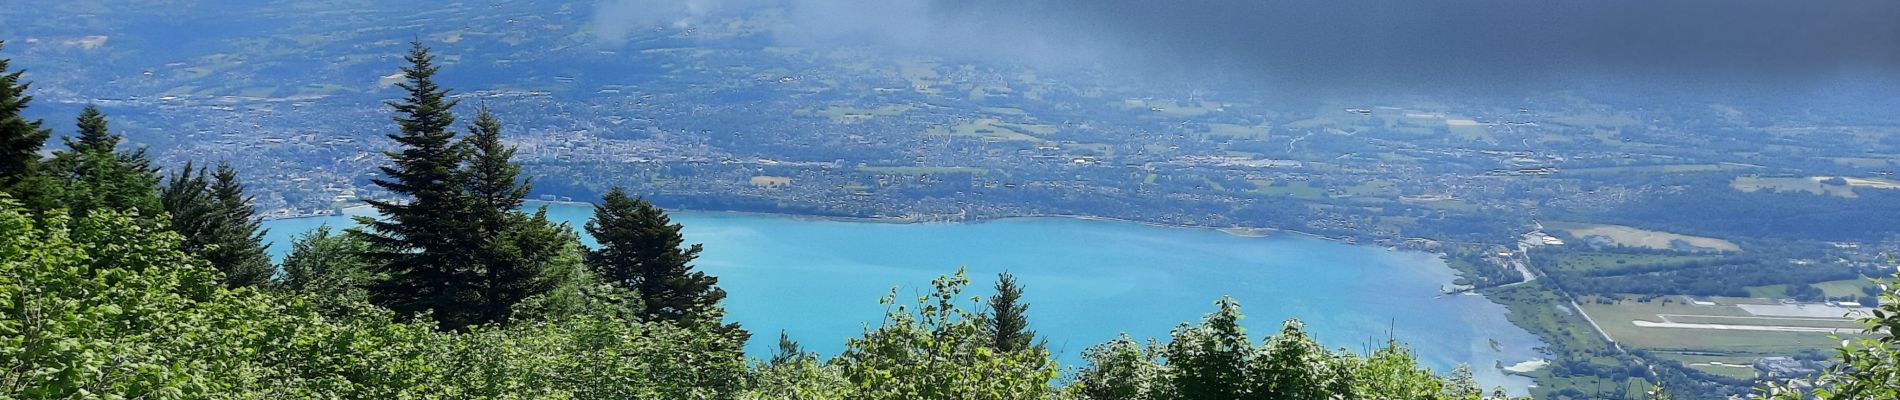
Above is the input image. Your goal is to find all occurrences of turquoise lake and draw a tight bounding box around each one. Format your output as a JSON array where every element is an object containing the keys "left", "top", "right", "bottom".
[{"left": 262, "top": 204, "right": 1544, "bottom": 393}]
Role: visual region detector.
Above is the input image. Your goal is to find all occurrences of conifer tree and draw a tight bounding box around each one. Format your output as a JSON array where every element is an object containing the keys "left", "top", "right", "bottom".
[
  {"left": 459, "top": 106, "right": 528, "bottom": 234},
  {"left": 208, "top": 163, "right": 273, "bottom": 286},
  {"left": 585, "top": 187, "right": 726, "bottom": 324},
  {"left": 47, "top": 105, "right": 159, "bottom": 219},
  {"left": 986, "top": 271, "right": 1039, "bottom": 353},
  {"left": 0, "top": 40, "right": 56, "bottom": 209},
  {"left": 356, "top": 41, "right": 479, "bottom": 329},
  {"left": 160, "top": 162, "right": 273, "bottom": 288},
  {"left": 453, "top": 106, "right": 586, "bottom": 325},
  {"left": 70, "top": 105, "right": 116, "bottom": 153},
  {"left": 476, "top": 208, "right": 585, "bottom": 324},
  {"left": 769, "top": 331, "right": 808, "bottom": 367},
  {"left": 161, "top": 161, "right": 214, "bottom": 242}
]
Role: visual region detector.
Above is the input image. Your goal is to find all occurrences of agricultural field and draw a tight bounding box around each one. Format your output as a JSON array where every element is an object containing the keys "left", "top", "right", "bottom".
[
  {"left": 1545, "top": 222, "right": 1741, "bottom": 252},
  {"left": 1445, "top": 118, "right": 1493, "bottom": 141},
  {"left": 928, "top": 119, "right": 1049, "bottom": 142},
  {"left": 1118, "top": 99, "right": 1222, "bottom": 117},
  {"left": 1542, "top": 252, "right": 1715, "bottom": 274},
  {"left": 856, "top": 166, "right": 990, "bottom": 175},
  {"left": 1828, "top": 156, "right": 1898, "bottom": 168},
  {"left": 1649, "top": 353, "right": 1763, "bottom": 380},
  {"left": 1576, "top": 297, "right": 1855, "bottom": 376},
  {"left": 1204, "top": 123, "right": 1272, "bottom": 139},
  {"left": 813, "top": 104, "right": 914, "bottom": 123},
  {"left": 1562, "top": 163, "right": 1756, "bottom": 175},
  {"left": 1249, "top": 180, "right": 1324, "bottom": 199},
  {"left": 1745, "top": 278, "right": 1881, "bottom": 299},
  {"left": 1730, "top": 176, "right": 1857, "bottom": 198}
]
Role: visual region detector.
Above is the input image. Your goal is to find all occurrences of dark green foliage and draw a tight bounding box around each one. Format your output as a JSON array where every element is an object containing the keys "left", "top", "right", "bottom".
[
  {"left": 453, "top": 107, "right": 584, "bottom": 326},
  {"left": 1161, "top": 297, "right": 1253, "bottom": 399},
  {"left": 475, "top": 208, "right": 588, "bottom": 325},
  {"left": 1069, "top": 296, "right": 1519, "bottom": 400},
  {"left": 161, "top": 161, "right": 273, "bottom": 287},
  {"left": 0, "top": 199, "right": 748, "bottom": 399},
  {"left": 1072, "top": 334, "right": 1164, "bottom": 399},
  {"left": 356, "top": 42, "right": 585, "bottom": 330},
  {"left": 1784, "top": 283, "right": 1824, "bottom": 302},
  {"left": 1249, "top": 320, "right": 1353, "bottom": 399},
  {"left": 280, "top": 224, "right": 375, "bottom": 311},
  {"left": 0, "top": 41, "right": 55, "bottom": 210},
  {"left": 769, "top": 330, "right": 807, "bottom": 367},
  {"left": 44, "top": 106, "right": 161, "bottom": 219},
  {"left": 69, "top": 105, "right": 115, "bottom": 154},
  {"left": 830, "top": 270, "right": 1061, "bottom": 399},
  {"left": 459, "top": 106, "right": 529, "bottom": 231},
  {"left": 585, "top": 187, "right": 727, "bottom": 325},
  {"left": 355, "top": 41, "right": 481, "bottom": 329},
  {"left": 208, "top": 164, "right": 273, "bottom": 284},
  {"left": 987, "top": 271, "right": 1039, "bottom": 352}
]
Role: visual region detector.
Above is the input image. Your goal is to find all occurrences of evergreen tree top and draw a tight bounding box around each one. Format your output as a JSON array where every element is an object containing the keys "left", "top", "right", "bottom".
[
  {"left": 1, "top": 39, "right": 52, "bottom": 181},
  {"left": 585, "top": 186, "right": 723, "bottom": 326},
  {"left": 461, "top": 106, "right": 529, "bottom": 217},
  {"left": 386, "top": 41, "right": 457, "bottom": 141},
  {"left": 69, "top": 105, "right": 118, "bottom": 154},
  {"left": 988, "top": 271, "right": 1038, "bottom": 353},
  {"left": 367, "top": 41, "right": 462, "bottom": 202}
]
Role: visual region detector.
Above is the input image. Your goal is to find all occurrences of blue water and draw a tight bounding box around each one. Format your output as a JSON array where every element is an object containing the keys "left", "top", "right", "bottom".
[{"left": 262, "top": 204, "right": 1544, "bottom": 393}]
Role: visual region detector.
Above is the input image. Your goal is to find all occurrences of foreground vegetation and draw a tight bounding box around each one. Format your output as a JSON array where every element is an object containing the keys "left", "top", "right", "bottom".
[{"left": 3, "top": 40, "right": 1895, "bottom": 398}]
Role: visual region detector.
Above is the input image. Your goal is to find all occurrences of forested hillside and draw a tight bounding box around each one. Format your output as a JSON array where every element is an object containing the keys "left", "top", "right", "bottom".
[{"left": 2, "top": 40, "right": 1892, "bottom": 399}]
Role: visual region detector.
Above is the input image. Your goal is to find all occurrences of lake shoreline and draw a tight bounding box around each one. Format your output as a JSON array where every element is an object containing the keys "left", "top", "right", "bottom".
[
  {"left": 259, "top": 200, "right": 1543, "bottom": 394},
  {"left": 270, "top": 201, "right": 1325, "bottom": 241}
]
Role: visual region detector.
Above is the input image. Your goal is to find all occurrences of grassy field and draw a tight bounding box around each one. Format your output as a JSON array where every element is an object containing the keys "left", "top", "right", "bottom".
[
  {"left": 817, "top": 104, "right": 914, "bottom": 122},
  {"left": 1577, "top": 299, "right": 1846, "bottom": 354},
  {"left": 1489, "top": 283, "right": 1614, "bottom": 353},
  {"left": 1340, "top": 179, "right": 1399, "bottom": 197},
  {"left": 1249, "top": 180, "right": 1324, "bottom": 199},
  {"left": 1746, "top": 278, "right": 1878, "bottom": 299},
  {"left": 1205, "top": 123, "right": 1271, "bottom": 139},
  {"left": 1548, "top": 113, "right": 1641, "bottom": 128},
  {"left": 1563, "top": 163, "right": 1754, "bottom": 175},
  {"left": 1731, "top": 176, "right": 1857, "bottom": 198},
  {"left": 928, "top": 119, "right": 1043, "bottom": 142},
  {"left": 1119, "top": 99, "right": 1220, "bottom": 117},
  {"left": 1446, "top": 118, "right": 1493, "bottom": 141},
  {"left": 980, "top": 106, "right": 1027, "bottom": 116},
  {"left": 856, "top": 166, "right": 989, "bottom": 175},
  {"left": 1545, "top": 222, "right": 1741, "bottom": 252},
  {"left": 1829, "top": 157, "right": 1897, "bottom": 168},
  {"left": 1651, "top": 353, "right": 1761, "bottom": 380},
  {"left": 1414, "top": 198, "right": 1479, "bottom": 212},
  {"left": 295, "top": 83, "right": 350, "bottom": 97},
  {"left": 1485, "top": 282, "right": 1643, "bottom": 399},
  {"left": 1544, "top": 252, "right": 1714, "bottom": 274}
]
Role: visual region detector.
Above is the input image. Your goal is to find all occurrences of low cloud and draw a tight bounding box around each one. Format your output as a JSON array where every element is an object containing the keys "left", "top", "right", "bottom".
[{"left": 593, "top": 0, "right": 1900, "bottom": 96}]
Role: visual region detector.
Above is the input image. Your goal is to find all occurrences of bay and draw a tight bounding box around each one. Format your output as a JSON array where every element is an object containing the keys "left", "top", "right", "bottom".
[{"left": 262, "top": 203, "right": 1545, "bottom": 393}]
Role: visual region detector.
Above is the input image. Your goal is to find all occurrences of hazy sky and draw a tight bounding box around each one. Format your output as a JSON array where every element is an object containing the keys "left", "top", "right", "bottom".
[{"left": 594, "top": 0, "right": 1900, "bottom": 97}]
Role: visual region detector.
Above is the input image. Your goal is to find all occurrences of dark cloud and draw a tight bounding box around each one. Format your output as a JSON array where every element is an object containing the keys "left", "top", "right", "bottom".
[{"left": 596, "top": 0, "right": 1900, "bottom": 96}]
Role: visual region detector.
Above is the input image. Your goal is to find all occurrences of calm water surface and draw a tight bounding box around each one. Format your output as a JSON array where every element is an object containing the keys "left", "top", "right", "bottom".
[{"left": 263, "top": 204, "right": 1544, "bottom": 393}]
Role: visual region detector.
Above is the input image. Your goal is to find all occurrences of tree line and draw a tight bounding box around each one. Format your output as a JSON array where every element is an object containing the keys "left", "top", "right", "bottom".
[{"left": 4, "top": 39, "right": 1891, "bottom": 399}]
